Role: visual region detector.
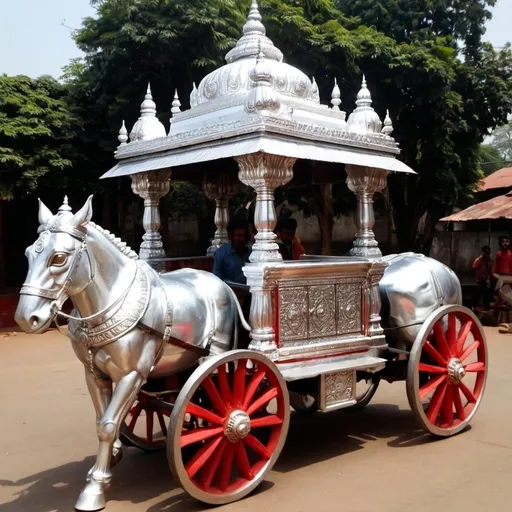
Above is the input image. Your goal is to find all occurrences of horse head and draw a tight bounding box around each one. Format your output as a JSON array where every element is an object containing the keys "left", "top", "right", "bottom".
[{"left": 15, "top": 195, "right": 94, "bottom": 334}]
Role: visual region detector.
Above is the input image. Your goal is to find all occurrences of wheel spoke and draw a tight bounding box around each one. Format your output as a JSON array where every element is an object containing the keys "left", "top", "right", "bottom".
[
  {"left": 447, "top": 313, "right": 457, "bottom": 350},
  {"left": 157, "top": 411, "right": 167, "bottom": 437},
  {"left": 232, "top": 360, "right": 247, "bottom": 408},
  {"left": 185, "top": 435, "right": 223, "bottom": 479},
  {"left": 460, "top": 341, "right": 480, "bottom": 362},
  {"left": 146, "top": 411, "right": 154, "bottom": 442},
  {"left": 235, "top": 442, "right": 254, "bottom": 480},
  {"left": 218, "top": 443, "right": 235, "bottom": 491},
  {"left": 440, "top": 384, "right": 454, "bottom": 428},
  {"left": 456, "top": 320, "right": 473, "bottom": 357},
  {"left": 251, "top": 415, "right": 283, "bottom": 429},
  {"left": 244, "top": 434, "right": 271, "bottom": 460},
  {"left": 128, "top": 404, "right": 142, "bottom": 431},
  {"left": 453, "top": 386, "right": 466, "bottom": 421},
  {"left": 199, "top": 439, "right": 226, "bottom": 488},
  {"left": 459, "top": 381, "right": 477, "bottom": 404},
  {"left": 246, "top": 387, "right": 279, "bottom": 416},
  {"left": 202, "top": 376, "right": 228, "bottom": 416},
  {"left": 426, "top": 380, "right": 448, "bottom": 424},
  {"left": 242, "top": 369, "right": 266, "bottom": 410},
  {"left": 217, "top": 365, "right": 232, "bottom": 407},
  {"left": 418, "top": 363, "right": 447, "bottom": 374},
  {"left": 464, "top": 361, "right": 485, "bottom": 372},
  {"left": 186, "top": 403, "right": 223, "bottom": 425},
  {"left": 180, "top": 426, "right": 223, "bottom": 448},
  {"left": 419, "top": 374, "right": 447, "bottom": 401},
  {"left": 433, "top": 322, "right": 452, "bottom": 359},
  {"left": 423, "top": 341, "right": 448, "bottom": 366}
]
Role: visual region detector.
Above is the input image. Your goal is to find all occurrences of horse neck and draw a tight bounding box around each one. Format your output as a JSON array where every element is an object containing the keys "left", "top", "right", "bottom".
[{"left": 71, "top": 226, "right": 138, "bottom": 318}]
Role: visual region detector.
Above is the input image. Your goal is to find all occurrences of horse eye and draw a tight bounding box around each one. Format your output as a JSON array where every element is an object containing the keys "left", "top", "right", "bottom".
[{"left": 50, "top": 253, "right": 68, "bottom": 267}]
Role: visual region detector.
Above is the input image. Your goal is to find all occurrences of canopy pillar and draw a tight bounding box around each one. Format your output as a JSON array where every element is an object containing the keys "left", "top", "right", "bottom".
[
  {"left": 203, "top": 176, "right": 241, "bottom": 256},
  {"left": 346, "top": 166, "right": 389, "bottom": 258},
  {"left": 131, "top": 169, "right": 172, "bottom": 270},
  {"left": 236, "top": 152, "right": 296, "bottom": 359}
]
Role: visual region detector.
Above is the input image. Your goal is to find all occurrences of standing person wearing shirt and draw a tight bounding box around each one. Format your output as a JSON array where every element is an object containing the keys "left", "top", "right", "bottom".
[
  {"left": 472, "top": 245, "right": 492, "bottom": 309},
  {"left": 492, "top": 235, "right": 512, "bottom": 299},
  {"left": 213, "top": 220, "right": 251, "bottom": 284},
  {"left": 275, "top": 218, "right": 305, "bottom": 261}
]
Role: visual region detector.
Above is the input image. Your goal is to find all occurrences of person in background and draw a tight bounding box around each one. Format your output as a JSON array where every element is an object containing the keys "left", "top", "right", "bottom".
[
  {"left": 472, "top": 245, "right": 492, "bottom": 309},
  {"left": 213, "top": 220, "right": 251, "bottom": 284},
  {"left": 275, "top": 217, "right": 305, "bottom": 261},
  {"left": 492, "top": 235, "right": 512, "bottom": 276}
]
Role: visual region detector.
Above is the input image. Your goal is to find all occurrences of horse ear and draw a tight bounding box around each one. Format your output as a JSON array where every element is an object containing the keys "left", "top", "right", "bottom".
[
  {"left": 38, "top": 199, "right": 53, "bottom": 225},
  {"left": 70, "top": 195, "right": 94, "bottom": 228}
]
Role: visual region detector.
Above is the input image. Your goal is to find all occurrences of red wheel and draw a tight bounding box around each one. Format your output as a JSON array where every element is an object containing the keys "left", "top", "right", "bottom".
[
  {"left": 120, "top": 376, "right": 178, "bottom": 451},
  {"left": 407, "top": 305, "right": 488, "bottom": 437},
  {"left": 168, "top": 350, "right": 290, "bottom": 505}
]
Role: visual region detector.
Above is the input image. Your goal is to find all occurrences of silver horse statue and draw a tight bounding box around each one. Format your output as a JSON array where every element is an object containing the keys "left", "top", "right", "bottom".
[{"left": 15, "top": 196, "right": 249, "bottom": 511}]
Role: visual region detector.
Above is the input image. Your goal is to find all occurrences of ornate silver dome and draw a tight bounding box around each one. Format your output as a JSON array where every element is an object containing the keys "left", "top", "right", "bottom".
[
  {"left": 347, "top": 76, "right": 382, "bottom": 135},
  {"left": 196, "top": 1, "right": 315, "bottom": 106},
  {"left": 129, "top": 84, "right": 167, "bottom": 142}
]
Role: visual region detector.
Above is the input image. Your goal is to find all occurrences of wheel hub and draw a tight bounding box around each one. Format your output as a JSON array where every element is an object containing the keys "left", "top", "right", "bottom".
[
  {"left": 448, "top": 357, "right": 466, "bottom": 384},
  {"left": 224, "top": 410, "right": 251, "bottom": 443}
]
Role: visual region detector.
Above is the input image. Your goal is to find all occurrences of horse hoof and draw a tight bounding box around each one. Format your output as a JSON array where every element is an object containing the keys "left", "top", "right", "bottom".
[{"left": 75, "top": 487, "right": 106, "bottom": 511}]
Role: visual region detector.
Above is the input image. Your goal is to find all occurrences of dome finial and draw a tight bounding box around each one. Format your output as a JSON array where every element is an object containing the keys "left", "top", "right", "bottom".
[
  {"left": 331, "top": 78, "right": 341, "bottom": 111},
  {"left": 118, "top": 120, "right": 128, "bottom": 145},
  {"left": 347, "top": 74, "right": 382, "bottom": 134},
  {"left": 58, "top": 195, "right": 72, "bottom": 214},
  {"left": 311, "top": 77, "right": 320, "bottom": 103},
  {"left": 129, "top": 82, "right": 167, "bottom": 142},
  {"left": 140, "top": 82, "right": 157, "bottom": 117},
  {"left": 245, "top": 0, "right": 265, "bottom": 36},
  {"left": 382, "top": 109, "right": 394, "bottom": 136},
  {"left": 356, "top": 74, "right": 372, "bottom": 107},
  {"left": 190, "top": 82, "right": 198, "bottom": 108},
  {"left": 171, "top": 89, "right": 182, "bottom": 115}
]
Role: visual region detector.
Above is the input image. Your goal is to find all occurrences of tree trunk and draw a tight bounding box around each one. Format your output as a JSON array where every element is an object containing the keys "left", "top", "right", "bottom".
[
  {"left": 318, "top": 184, "right": 334, "bottom": 256},
  {"left": 0, "top": 200, "right": 5, "bottom": 293}
]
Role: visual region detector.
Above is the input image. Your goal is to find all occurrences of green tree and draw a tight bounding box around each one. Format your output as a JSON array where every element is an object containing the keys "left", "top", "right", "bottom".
[
  {"left": 0, "top": 74, "right": 80, "bottom": 200},
  {"left": 488, "top": 120, "right": 512, "bottom": 161},
  {"left": 478, "top": 144, "right": 507, "bottom": 175}
]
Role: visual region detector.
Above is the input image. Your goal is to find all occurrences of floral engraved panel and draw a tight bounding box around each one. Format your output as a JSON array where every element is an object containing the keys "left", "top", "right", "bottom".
[
  {"left": 308, "top": 285, "right": 336, "bottom": 338},
  {"left": 336, "top": 282, "right": 362, "bottom": 334},
  {"left": 325, "top": 371, "right": 355, "bottom": 407},
  {"left": 279, "top": 286, "right": 308, "bottom": 341}
]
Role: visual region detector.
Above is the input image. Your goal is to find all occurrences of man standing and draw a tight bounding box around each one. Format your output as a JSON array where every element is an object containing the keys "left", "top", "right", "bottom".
[
  {"left": 492, "top": 235, "right": 512, "bottom": 277},
  {"left": 472, "top": 245, "right": 492, "bottom": 309},
  {"left": 213, "top": 220, "right": 251, "bottom": 284},
  {"left": 275, "top": 217, "right": 305, "bottom": 261}
]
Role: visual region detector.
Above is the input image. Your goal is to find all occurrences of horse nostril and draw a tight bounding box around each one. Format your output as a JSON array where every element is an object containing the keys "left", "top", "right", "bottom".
[{"left": 29, "top": 316, "right": 39, "bottom": 329}]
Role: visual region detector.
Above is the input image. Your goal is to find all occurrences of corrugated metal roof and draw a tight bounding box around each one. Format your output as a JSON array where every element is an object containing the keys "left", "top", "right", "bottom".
[
  {"left": 479, "top": 167, "right": 512, "bottom": 191},
  {"left": 441, "top": 192, "right": 512, "bottom": 222}
]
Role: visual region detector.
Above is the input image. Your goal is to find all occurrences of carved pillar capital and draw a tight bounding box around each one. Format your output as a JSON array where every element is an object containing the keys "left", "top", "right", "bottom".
[
  {"left": 203, "top": 175, "right": 242, "bottom": 256},
  {"left": 131, "top": 169, "right": 172, "bottom": 268},
  {"left": 236, "top": 152, "right": 296, "bottom": 263},
  {"left": 346, "top": 165, "right": 389, "bottom": 258}
]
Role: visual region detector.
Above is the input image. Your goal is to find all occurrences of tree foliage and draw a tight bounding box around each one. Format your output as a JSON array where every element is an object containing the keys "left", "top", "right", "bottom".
[
  {"left": 488, "top": 120, "right": 512, "bottom": 161},
  {"left": 61, "top": 0, "right": 512, "bottom": 252},
  {"left": 0, "top": 75, "right": 80, "bottom": 200},
  {"left": 478, "top": 144, "right": 507, "bottom": 176}
]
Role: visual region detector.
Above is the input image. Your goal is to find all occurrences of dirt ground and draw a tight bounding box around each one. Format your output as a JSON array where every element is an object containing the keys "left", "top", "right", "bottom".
[{"left": 0, "top": 327, "right": 511, "bottom": 512}]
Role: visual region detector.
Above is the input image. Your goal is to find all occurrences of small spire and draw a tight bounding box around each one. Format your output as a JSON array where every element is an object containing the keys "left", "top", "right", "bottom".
[
  {"left": 58, "top": 196, "right": 72, "bottom": 214},
  {"left": 118, "top": 120, "right": 128, "bottom": 145},
  {"left": 356, "top": 74, "right": 372, "bottom": 107},
  {"left": 311, "top": 77, "right": 320, "bottom": 103},
  {"left": 140, "top": 82, "right": 157, "bottom": 117},
  {"left": 190, "top": 82, "right": 198, "bottom": 108},
  {"left": 382, "top": 109, "right": 394, "bottom": 136},
  {"left": 171, "top": 89, "right": 182, "bottom": 115},
  {"left": 245, "top": 0, "right": 265, "bottom": 37},
  {"left": 331, "top": 78, "right": 341, "bottom": 111}
]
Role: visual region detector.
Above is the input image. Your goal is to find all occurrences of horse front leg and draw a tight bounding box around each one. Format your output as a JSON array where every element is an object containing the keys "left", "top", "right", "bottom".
[{"left": 75, "top": 370, "right": 145, "bottom": 512}]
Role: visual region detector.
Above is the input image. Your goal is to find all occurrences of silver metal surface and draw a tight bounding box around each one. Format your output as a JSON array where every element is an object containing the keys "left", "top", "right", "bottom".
[
  {"left": 347, "top": 76, "right": 383, "bottom": 135},
  {"left": 128, "top": 84, "right": 167, "bottom": 143},
  {"left": 319, "top": 370, "right": 357, "bottom": 412},
  {"left": 167, "top": 350, "right": 290, "bottom": 505},
  {"left": 379, "top": 253, "right": 462, "bottom": 348},
  {"left": 224, "top": 410, "right": 251, "bottom": 443},
  {"left": 15, "top": 197, "right": 247, "bottom": 512}
]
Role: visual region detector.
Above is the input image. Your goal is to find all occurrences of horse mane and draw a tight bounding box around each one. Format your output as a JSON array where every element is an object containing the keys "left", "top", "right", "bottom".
[{"left": 88, "top": 221, "right": 139, "bottom": 260}]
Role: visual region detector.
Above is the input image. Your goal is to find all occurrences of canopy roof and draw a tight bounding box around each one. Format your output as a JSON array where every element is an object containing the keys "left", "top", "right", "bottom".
[
  {"left": 479, "top": 167, "right": 512, "bottom": 191},
  {"left": 102, "top": 1, "right": 415, "bottom": 181},
  {"left": 440, "top": 192, "right": 512, "bottom": 222}
]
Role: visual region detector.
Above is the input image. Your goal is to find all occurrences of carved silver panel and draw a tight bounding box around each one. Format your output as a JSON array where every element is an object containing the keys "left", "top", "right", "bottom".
[
  {"left": 320, "top": 370, "right": 356, "bottom": 412},
  {"left": 336, "top": 282, "right": 362, "bottom": 335},
  {"left": 308, "top": 285, "right": 336, "bottom": 338},
  {"left": 279, "top": 286, "right": 308, "bottom": 341}
]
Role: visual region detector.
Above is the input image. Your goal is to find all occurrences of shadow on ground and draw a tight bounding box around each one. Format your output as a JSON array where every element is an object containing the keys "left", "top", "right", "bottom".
[{"left": 0, "top": 403, "right": 454, "bottom": 512}]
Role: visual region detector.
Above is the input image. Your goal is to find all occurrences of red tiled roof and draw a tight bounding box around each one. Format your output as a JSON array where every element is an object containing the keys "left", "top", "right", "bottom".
[
  {"left": 479, "top": 167, "right": 512, "bottom": 191},
  {"left": 441, "top": 192, "right": 512, "bottom": 222}
]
